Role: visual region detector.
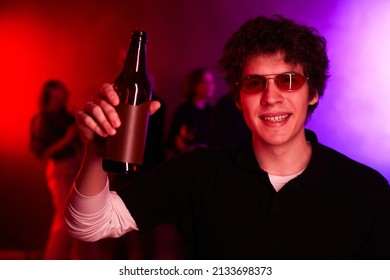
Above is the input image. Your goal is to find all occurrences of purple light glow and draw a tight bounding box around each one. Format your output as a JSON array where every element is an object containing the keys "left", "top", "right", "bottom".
[{"left": 306, "top": 0, "right": 390, "bottom": 180}]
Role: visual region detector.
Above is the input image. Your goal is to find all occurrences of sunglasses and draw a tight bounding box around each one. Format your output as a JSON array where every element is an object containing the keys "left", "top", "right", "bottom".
[{"left": 236, "top": 72, "right": 309, "bottom": 94}]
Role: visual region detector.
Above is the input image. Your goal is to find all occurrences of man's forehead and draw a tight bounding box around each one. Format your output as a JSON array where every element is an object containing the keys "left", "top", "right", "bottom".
[{"left": 244, "top": 53, "right": 303, "bottom": 74}]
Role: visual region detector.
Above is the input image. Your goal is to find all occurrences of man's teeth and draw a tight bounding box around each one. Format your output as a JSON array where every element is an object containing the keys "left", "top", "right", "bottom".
[{"left": 262, "top": 114, "right": 289, "bottom": 122}]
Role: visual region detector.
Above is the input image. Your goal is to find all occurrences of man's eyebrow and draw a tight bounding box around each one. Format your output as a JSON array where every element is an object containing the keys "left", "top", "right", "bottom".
[{"left": 242, "top": 71, "right": 302, "bottom": 77}]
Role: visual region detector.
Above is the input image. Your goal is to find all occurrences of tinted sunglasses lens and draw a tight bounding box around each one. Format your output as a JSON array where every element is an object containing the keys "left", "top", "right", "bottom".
[
  {"left": 275, "top": 73, "right": 307, "bottom": 91},
  {"left": 241, "top": 76, "right": 267, "bottom": 93}
]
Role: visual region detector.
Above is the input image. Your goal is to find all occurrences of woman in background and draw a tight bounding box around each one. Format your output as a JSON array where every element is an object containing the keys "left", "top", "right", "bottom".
[
  {"left": 167, "top": 68, "right": 215, "bottom": 154},
  {"left": 30, "top": 80, "right": 94, "bottom": 259}
]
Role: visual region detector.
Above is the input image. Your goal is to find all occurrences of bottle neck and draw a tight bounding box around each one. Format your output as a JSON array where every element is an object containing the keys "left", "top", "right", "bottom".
[
  {"left": 114, "top": 31, "right": 151, "bottom": 106},
  {"left": 122, "top": 36, "right": 147, "bottom": 77}
]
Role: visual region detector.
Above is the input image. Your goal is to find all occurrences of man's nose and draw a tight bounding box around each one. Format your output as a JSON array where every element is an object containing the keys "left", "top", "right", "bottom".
[{"left": 260, "top": 79, "right": 284, "bottom": 106}]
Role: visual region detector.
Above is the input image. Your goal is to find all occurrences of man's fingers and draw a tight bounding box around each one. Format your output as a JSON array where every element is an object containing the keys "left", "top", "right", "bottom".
[
  {"left": 101, "top": 83, "right": 120, "bottom": 106},
  {"left": 149, "top": 101, "right": 161, "bottom": 115},
  {"left": 93, "top": 97, "right": 121, "bottom": 128},
  {"left": 81, "top": 84, "right": 158, "bottom": 141},
  {"left": 77, "top": 110, "right": 108, "bottom": 138},
  {"left": 84, "top": 102, "right": 117, "bottom": 135}
]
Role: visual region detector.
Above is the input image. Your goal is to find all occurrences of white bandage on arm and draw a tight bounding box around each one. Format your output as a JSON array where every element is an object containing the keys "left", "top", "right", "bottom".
[{"left": 65, "top": 179, "right": 138, "bottom": 242}]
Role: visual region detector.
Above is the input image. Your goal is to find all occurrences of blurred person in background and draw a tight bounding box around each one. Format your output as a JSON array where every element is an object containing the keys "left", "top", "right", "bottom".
[
  {"left": 30, "top": 80, "right": 99, "bottom": 259},
  {"left": 209, "top": 92, "right": 251, "bottom": 147},
  {"left": 143, "top": 75, "right": 166, "bottom": 171},
  {"left": 167, "top": 68, "right": 215, "bottom": 154}
]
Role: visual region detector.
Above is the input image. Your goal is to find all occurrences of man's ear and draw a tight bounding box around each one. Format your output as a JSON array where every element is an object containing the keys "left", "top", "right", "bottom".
[{"left": 309, "top": 91, "right": 319, "bottom": 105}]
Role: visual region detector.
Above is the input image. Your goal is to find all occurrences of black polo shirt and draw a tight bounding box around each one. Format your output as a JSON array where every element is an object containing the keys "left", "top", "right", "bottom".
[{"left": 118, "top": 136, "right": 390, "bottom": 259}]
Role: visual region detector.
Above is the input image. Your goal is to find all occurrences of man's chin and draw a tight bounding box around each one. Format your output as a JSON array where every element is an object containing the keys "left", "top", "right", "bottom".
[{"left": 252, "top": 132, "right": 290, "bottom": 147}]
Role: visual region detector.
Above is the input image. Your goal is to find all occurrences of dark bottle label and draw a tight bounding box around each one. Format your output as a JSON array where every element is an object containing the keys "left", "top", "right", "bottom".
[{"left": 104, "top": 102, "right": 150, "bottom": 165}]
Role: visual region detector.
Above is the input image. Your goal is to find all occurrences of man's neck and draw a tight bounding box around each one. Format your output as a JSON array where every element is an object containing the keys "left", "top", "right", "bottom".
[{"left": 252, "top": 130, "right": 312, "bottom": 176}]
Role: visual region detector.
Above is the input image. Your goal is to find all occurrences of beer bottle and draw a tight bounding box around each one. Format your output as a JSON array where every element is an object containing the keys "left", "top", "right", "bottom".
[{"left": 103, "top": 31, "right": 151, "bottom": 173}]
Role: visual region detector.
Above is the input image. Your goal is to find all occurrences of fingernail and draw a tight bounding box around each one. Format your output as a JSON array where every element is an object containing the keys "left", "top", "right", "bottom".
[{"left": 112, "top": 96, "right": 119, "bottom": 105}]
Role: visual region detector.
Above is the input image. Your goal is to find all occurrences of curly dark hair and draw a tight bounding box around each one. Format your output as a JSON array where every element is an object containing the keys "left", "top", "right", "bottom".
[{"left": 218, "top": 15, "right": 330, "bottom": 117}]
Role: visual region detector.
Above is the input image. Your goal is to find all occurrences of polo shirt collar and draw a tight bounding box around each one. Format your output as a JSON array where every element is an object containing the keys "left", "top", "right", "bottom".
[
  {"left": 235, "top": 137, "right": 263, "bottom": 172},
  {"left": 235, "top": 130, "right": 326, "bottom": 184}
]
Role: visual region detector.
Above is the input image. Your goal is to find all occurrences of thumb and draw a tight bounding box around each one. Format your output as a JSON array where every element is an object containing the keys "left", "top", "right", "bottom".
[{"left": 149, "top": 101, "right": 161, "bottom": 115}]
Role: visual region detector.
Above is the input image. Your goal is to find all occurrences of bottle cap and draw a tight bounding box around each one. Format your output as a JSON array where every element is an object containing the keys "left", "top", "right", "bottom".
[{"left": 131, "top": 30, "right": 147, "bottom": 41}]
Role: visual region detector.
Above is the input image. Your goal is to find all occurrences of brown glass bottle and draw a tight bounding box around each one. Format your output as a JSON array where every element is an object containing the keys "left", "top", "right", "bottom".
[{"left": 102, "top": 31, "right": 152, "bottom": 173}]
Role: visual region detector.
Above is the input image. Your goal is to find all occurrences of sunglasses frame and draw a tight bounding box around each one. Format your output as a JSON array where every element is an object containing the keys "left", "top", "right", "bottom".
[{"left": 236, "top": 72, "right": 309, "bottom": 94}]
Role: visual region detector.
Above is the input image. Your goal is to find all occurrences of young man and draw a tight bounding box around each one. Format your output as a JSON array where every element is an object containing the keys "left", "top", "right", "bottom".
[{"left": 66, "top": 16, "right": 390, "bottom": 259}]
